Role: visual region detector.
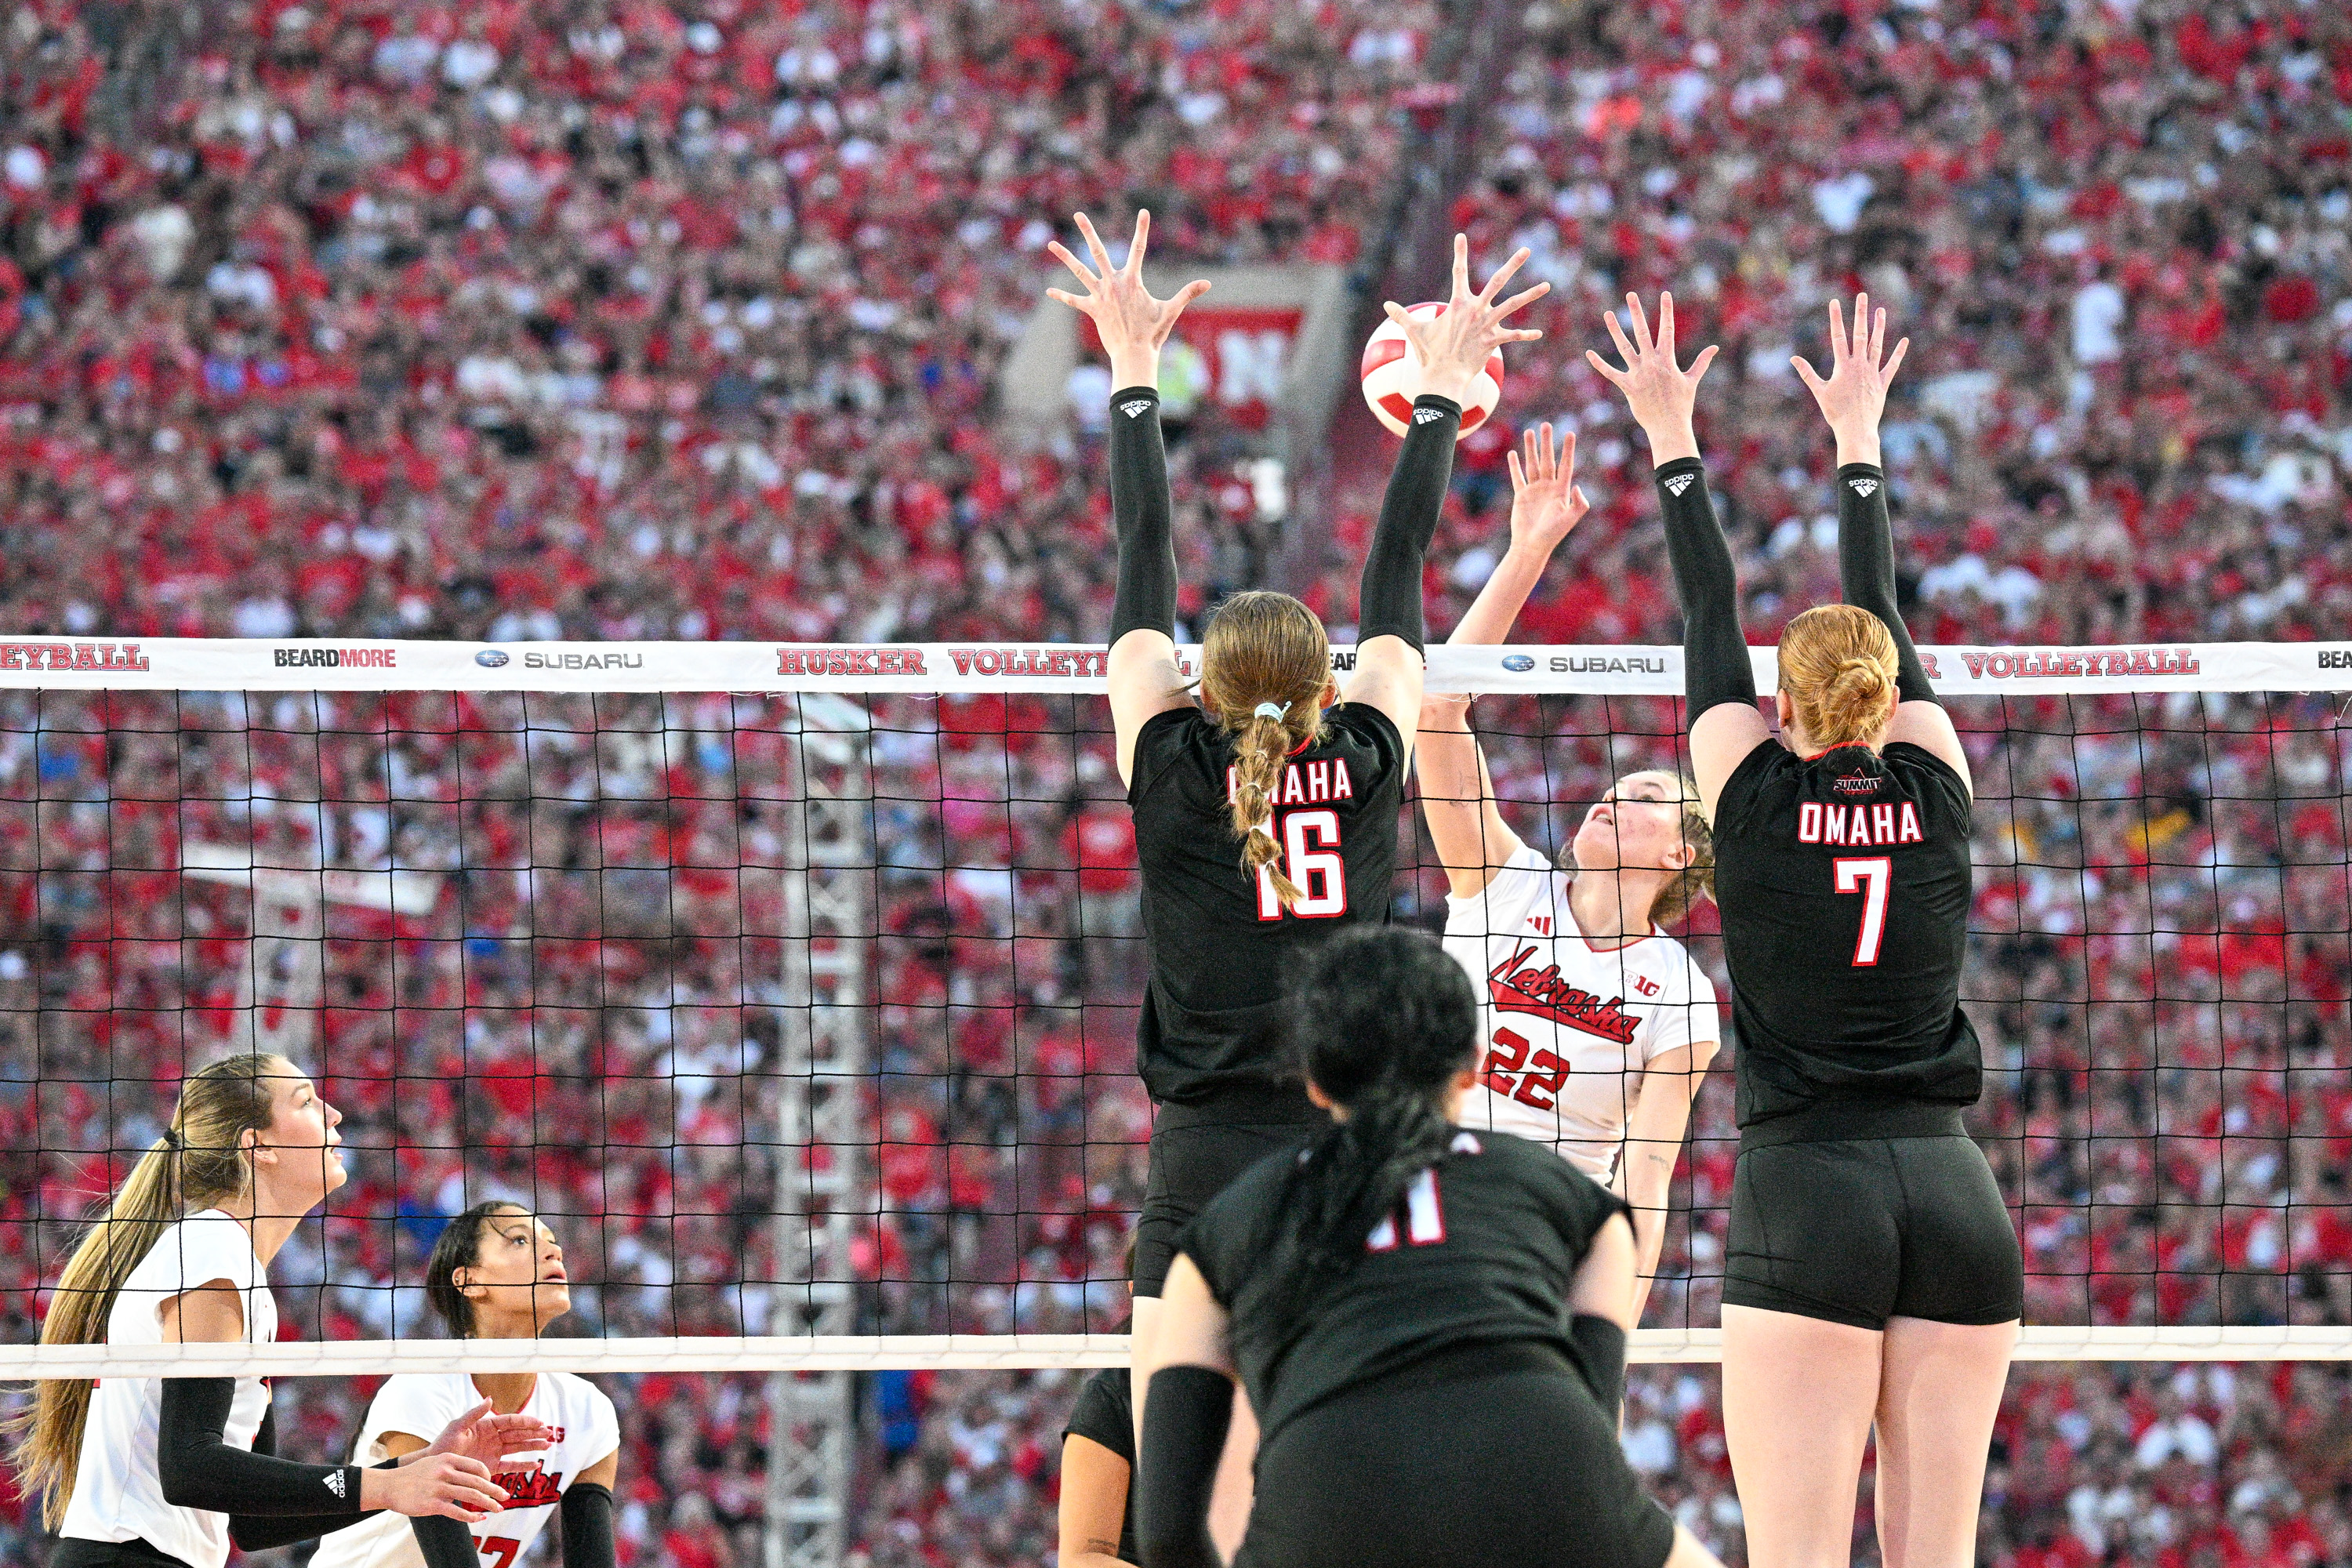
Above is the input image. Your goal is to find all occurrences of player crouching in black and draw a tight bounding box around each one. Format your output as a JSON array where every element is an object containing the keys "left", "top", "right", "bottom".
[{"left": 1135, "top": 927, "right": 1720, "bottom": 1568}]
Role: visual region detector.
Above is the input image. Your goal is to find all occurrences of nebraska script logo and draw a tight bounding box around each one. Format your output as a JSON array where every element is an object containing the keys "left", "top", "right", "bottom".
[{"left": 1486, "top": 946, "right": 1638, "bottom": 1044}]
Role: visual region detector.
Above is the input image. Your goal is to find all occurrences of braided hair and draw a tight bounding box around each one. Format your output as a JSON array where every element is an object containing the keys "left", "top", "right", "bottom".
[{"left": 1251, "top": 927, "right": 1479, "bottom": 1339}]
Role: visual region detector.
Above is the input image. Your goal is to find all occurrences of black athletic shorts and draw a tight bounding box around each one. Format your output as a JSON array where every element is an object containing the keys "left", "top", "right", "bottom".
[
  {"left": 1723, "top": 1103, "right": 2024, "bottom": 1330},
  {"left": 54, "top": 1541, "right": 191, "bottom": 1568},
  {"left": 1238, "top": 1347, "right": 1675, "bottom": 1568},
  {"left": 1134, "top": 1091, "right": 1319, "bottom": 1298}
]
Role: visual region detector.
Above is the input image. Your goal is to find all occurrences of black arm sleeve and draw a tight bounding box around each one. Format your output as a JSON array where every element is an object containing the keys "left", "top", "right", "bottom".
[
  {"left": 214, "top": 1402, "right": 387, "bottom": 1552},
  {"left": 1835, "top": 462, "right": 1936, "bottom": 704},
  {"left": 1107, "top": 386, "right": 1178, "bottom": 644},
  {"left": 1653, "top": 457, "right": 1758, "bottom": 719},
  {"left": 1355, "top": 394, "right": 1461, "bottom": 652},
  {"left": 561, "top": 1480, "right": 620, "bottom": 1568},
  {"left": 1567, "top": 1313, "right": 1628, "bottom": 1415},
  {"left": 410, "top": 1512, "right": 487, "bottom": 1568},
  {"left": 160, "top": 1377, "right": 369, "bottom": 1523},
  {"left": 1134, "top": 1366, "right": 1233, "bottom": 1568}
]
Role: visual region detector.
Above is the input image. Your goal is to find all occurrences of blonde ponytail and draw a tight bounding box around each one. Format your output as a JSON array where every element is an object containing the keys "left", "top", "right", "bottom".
[
  {"left": 8, "top": 1053, "right": 285, "bottom": 1527},
  {"left": 1777, "top": 604, "right": 1901, "bottom": 750},
  {"left": 1231, "top": 710, "right": 1308, "bottom": 906},
  {"left": 1197, "top": 591, "right": 1333, "bottom": 912},
  {"left": 1649, "top": 773, "right": 1716, "bottom": 927}
]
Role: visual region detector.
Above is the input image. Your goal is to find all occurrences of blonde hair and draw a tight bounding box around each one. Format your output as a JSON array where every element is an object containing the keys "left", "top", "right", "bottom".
[
  {"left": 1198, "top": 591, "right": 1332, "bottom": 909},
  {"left": 9, "top": 1053, "right": 289, "bottom": 1527},
  {"left": 1777, "top": 604, "right": 1900, "bottom": 750},
  {"left": 1646, "top": 771, "right": 1716, "bottom": 927}
]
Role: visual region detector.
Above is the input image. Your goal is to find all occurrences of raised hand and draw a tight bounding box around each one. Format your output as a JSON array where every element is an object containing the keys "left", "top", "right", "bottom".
[
  {"left": 1584, "top": 292, "right": 1718, "bottom": 466},
  {"left": 1046, "top": 210, "right": 1211, "bottom": 390},
  {"left": 1791, "top": 293, "right": 1908, "bottom": 467},
  {"left": 1505, "top": 423, "right": 1589, "bottom": 561},
  {"left": 419, "top": 1397, "right": 555, "bottom": 1475},
  {"left": 1383, "top": 234, "right": 1548, "bottom": 407}
]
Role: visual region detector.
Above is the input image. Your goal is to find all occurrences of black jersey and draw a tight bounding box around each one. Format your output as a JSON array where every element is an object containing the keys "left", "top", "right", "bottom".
[
  {"left": 1128, "top": 702, "right": 1406, "bottom": 1105},
  {"left": 1061, "top": 1367, "right": 1138, "bottom": 1565},
  {"left": 1711, "top": 739, "right": 1980, "bottom": 1126},
  {"left": 1180, "top": 1129, "right": 1626, "bottom": 1446}
]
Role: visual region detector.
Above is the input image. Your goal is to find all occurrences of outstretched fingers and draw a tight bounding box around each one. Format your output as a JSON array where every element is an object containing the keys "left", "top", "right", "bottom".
[
  {"left": 1827, "top": 296, "right": 1849, "bottom": 367},
  {"left": 1451, "top": 233, "right": 1472, "bottom": 300},
  {"left": 1625, "top": 292, "right": 1653, "bottom": 354},
  {"left": 1127, "top": 209, "right": 1152, "bottom": 274},
  {"left": 1791, "top": 354, "right": 1828, "bottom": 393},
  {"left": 1073, "top": 212, "right": 1116, "bottom": 278},
  {"left": 1046, "top": 240, "right": 1098, "bottom": 293},
  {"left": 1658, "top": 292, "right": 1678, "bottom": 360},
  {"left": 1882, "top": 336, "right": 1909, "bottom": 383},
  {"left": 1688, "top": 343, "right": 1720, "bottom": 382},
  {"left": 1495, "top": 281, "right": 1550, "bottom": 320},
  {"left": 1479, "top": 246, "right": 1531, "bottom": 303},
  {"left": 1599, "top": 306, "right": 1640, "bottom": 368}
]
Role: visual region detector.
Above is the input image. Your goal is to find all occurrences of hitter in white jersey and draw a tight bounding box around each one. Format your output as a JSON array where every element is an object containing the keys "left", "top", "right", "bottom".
[
  {"left": 310, "top": 1203, "right": 619, "bottom": 1568},
  {"left": 1417, "top": 424, "right": 1723, "bottom": 1322}
]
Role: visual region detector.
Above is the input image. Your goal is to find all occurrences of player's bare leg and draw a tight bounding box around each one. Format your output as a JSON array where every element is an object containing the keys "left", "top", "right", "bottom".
[
  {"left": 1720, "top": 1304, "right": 1883, "bottom": 1568},
  {"left": 1129, "top": 1293, "right": 1163, "bottom": 1453},
  {"left": 1873, "top": 1316, "right": 2017, "bottom": 1568},
  {"left": 1207, "top": 1385, "right": 1258, "bottom": 1560}
]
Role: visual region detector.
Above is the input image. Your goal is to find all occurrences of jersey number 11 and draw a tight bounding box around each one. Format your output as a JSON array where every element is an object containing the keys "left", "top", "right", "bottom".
[{"left": 1366, "top": 1170, "right": 1446, "bottom": 1250}]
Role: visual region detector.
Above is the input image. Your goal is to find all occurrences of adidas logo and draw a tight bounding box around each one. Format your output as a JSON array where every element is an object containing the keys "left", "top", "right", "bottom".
[
  {"left": 1848, "top": 477, "right": 1879, "bottom": 496},
  {"left": 324, "top": 1470, "right": 347, "bottom": 1500},
  {"left": 1118, "top": 400, "right": 1152, "bottom": 419},
  {"left": 1412, "top": 408, "right": 1443, "bottom": 425},
  {"left": 1662, "top": 474, "right": 1693, "bottom": 496}
]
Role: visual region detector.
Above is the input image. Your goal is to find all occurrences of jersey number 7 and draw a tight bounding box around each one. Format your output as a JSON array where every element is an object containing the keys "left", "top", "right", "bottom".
[
  {"left": 1253, "top": 808, "right": 1346, "bottom": 920},
  {"left": 1833, "top": 856, "right": 1891, "bottom": 966},
  {"left": 472, "top": 1537, "right": 521, "bottom": 1568}
]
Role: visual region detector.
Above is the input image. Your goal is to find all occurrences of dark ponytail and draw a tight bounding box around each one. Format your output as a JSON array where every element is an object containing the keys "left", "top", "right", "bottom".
[{"left": 1254, "top": 928, "right": 1480, "bottom": 1335}]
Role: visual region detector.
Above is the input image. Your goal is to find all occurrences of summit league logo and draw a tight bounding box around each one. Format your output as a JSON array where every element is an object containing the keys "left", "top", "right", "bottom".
[
  {"left": 1847, "top": 476, "right": 1880, "bottom": 497},
  {"left": 1662, "top": 474, "right": 1693, "bottom": 496}
]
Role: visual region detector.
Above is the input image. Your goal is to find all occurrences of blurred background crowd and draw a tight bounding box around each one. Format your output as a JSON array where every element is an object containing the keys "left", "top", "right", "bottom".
[{"left": 0, "top": 0, "right": 2348, "bottom": 1564}]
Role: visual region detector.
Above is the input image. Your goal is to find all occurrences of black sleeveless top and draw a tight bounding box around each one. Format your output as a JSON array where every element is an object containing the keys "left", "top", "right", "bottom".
[
  {"left": 1127, "top": 702, "right": 1404, "bottom": 1106},
  {"left": 1709, "top": 739, "right": 1980, "bottom": 1127}
]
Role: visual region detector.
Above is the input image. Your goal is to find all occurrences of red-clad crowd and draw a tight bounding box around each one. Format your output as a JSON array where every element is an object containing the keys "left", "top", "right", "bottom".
[{"left": 0, "top": 0, "right": 2347, "bottom": 1564}]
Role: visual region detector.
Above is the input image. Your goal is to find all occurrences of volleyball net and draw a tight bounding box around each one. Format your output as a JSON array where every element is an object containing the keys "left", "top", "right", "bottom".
[{"left": 0, "top": 634, "right": 2347, "bottom": 1388}]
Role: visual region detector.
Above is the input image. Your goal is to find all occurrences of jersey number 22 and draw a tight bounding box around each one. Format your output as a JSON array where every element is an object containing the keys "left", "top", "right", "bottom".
[{"left": 1253, "top": 809, "right": 1346, "bottom": 920}]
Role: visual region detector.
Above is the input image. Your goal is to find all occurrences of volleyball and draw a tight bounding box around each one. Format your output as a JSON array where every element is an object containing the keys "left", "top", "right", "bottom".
[{"left": 1359, "top": 303, "right": 1505, "bottom": 438}]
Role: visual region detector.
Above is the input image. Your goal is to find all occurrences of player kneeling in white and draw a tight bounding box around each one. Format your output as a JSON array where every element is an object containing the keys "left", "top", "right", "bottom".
[
  {"left": 1417, "top": 423, "right": 1723, "bottom": 1324},
  {"left": 310, "top": 1204, "right": 619, "bottom": 1568}
]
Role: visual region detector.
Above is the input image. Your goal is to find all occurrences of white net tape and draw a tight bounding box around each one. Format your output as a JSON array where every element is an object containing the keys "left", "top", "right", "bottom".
[
  {"left": 0, "top": 636, "right": 2341, "bottom": 695},
  {"left": 4, "top": 1327, "right": 2350, "bottom": 1381}
]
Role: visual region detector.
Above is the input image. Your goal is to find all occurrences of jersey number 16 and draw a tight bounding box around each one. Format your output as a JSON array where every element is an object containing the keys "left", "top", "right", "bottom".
[{"left": 1253, "top": 809, "right": 1347, "bottom": 920}]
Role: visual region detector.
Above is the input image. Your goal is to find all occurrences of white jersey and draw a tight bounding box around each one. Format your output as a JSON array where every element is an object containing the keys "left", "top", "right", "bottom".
[
  {"left": 308, "top": 1370, "right": 619, "bottom": 1568},
  {"left": 1443, "top": 846, "right": 1721, "bottom": 1181},
  {"left": 59, "top": 1209, "right": 278, "bottom": 1568}
]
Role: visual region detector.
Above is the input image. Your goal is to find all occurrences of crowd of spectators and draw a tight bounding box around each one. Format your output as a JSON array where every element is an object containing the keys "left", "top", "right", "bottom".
[{"left": 0, "top": 0, "right": 2347, "bottom": 1566}]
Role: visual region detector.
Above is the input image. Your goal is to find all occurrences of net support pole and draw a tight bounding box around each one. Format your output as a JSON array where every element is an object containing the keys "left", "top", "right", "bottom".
[{"left": 768, "top": 695, "right": 876, "bottom": 1568}]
